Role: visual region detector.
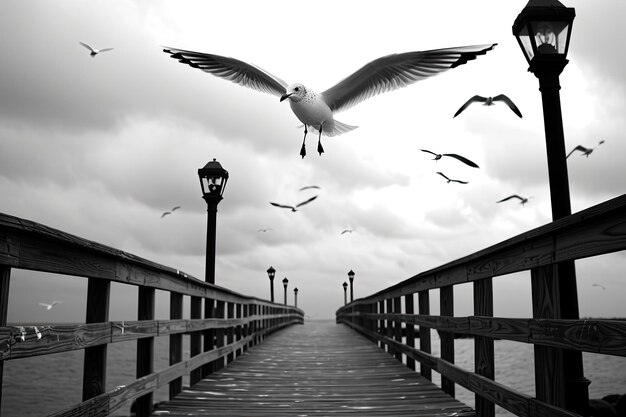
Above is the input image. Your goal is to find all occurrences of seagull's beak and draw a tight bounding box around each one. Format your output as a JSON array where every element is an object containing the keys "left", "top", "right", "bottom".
[{"left": 280, "top": 93, "right": 293, "bottom": 102}]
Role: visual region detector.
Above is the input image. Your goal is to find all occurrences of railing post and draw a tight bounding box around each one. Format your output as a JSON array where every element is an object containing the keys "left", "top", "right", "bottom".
[
  {"left": 418, "top": 290, "right": 432, "bottom": 380},
  {"left": 474, "top": 278, "right": 495, "bottom": 417},
  {"left": 226, "top": 302, "right": 235, "bottom": 364},
  {"left": 202, "top": 298, "right": 215, "bottom": 378},
  {"left": 385, "top": 298, "right": 393, "bottom": 355},
  {"left": 531, "top": 265, "right": 565, "bottom": 407},
  {"left": 393, "top": 297, "right": 402, "bottom": 361},
  {"left": 82, "top": 279, "right": 110, "bottom": 401},
  {"left": 378, "top": 300, "right": 384, "bottom": 349},
  {"left": 440, "top": 285, "right": 454, "bottom": 397},
  {"left": 190, "top": 296, "right": 202, "bottom": 385},
  {"left": 0, "top": 266, "right": 10, "bottom": 410},
  {"left": 136, "top": 287, "right": 155, "bottom": 417},
  {"left": 169, "top": 292, "right": 183, "bottom": 399},
  {"left": 214, "top": 300, "right": 226, "bottom": 371},
  {"left": 404, "top": 294, "right": 416, "bottom": 371}
]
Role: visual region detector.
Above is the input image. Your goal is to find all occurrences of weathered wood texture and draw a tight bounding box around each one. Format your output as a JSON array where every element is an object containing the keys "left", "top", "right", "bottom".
[
  {"left": 152, "top": 321, "right": 476, "bottom": 416},
  {"left": 0, "top": 211, "right": 304, "bottom": 417},
  {"left": 337, "top": 194, "right": 626, "bottom": 417}
]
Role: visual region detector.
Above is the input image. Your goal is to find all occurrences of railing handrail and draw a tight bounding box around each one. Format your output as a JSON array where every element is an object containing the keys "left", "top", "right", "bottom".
[
  {"left": 0, "top": 211, "right": 304, "bottom": 417},
  {"left": 336, "top": 193, "right": 626, "bottom": 417}
]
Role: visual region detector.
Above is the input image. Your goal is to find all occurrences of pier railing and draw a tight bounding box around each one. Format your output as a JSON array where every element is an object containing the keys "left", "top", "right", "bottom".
[
  {"left": 0, "top": 212, "right": 303, "bottom": 417},
  {"left": 337, "top": 193, "right": 626, "bottom": 417}
]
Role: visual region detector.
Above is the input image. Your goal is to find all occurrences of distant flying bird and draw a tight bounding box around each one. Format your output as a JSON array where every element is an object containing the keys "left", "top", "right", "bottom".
[
  {"left": 161, "top": 206, "right": 181, "bottom": 218},
  {"left": 497, "top": 195, "right": 531, "bottom": 205},
  {"left": 420, "top": 149, "right": 479, "bottom": 168},
  {"left": 436, "top": 172, "right": 468, "bottom": 184},
  {"left": 38, "top": 301, "right": 62, "bottom": 311},
  {"left": 592, "top": 283, "right": 606, "bottom": 290},
  {"left": 163, "top": 44, "right": 496, "bottom": 158},
  {"left": 340, "top": 229, "right": 353, "bottom": 235},
  {"left": 79, "top": 42, "right": 114, "bottom": 57},
  {"left": 257, "top": 228, "right": 272, "bottom": 232},
  {"left": 299, "top": 185, "right": 321, "bottom": 191},
  {"left": 270, "top": 196, "right": 318, "bottom": 212},
  {"left": 454, "top": 94, "right": 522, "bottom": 118},
  {"left": 566, "top": 140, "right": 605, "bottom": 159}
]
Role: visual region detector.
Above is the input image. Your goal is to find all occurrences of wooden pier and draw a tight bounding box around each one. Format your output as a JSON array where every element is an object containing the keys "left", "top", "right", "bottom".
[
  {"left": 1, "top": 193, "right": 625, "bottom": 417},
  {"left": 152, "top": 320, "right": 474, "bottom": 416}
]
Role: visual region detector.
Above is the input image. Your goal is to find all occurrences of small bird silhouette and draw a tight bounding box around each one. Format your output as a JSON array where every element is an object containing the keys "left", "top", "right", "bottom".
[
  {"left": 566, "top": 140, "right": 605, "bottom": 159},
  {"left": 497, "top": 195, "right": 531, "bottom": 205},
  {"left": 171, "top": 205, "right": 181, "bottom": 211},
  {"left": 161, "top": 206, "right": 181, "bottom": 218},
  {"left": 420, "top": 149, "right": 479, "bottom": 168},
  {"left": 436, "top": 172, "right": 468, "bottom": 184},
  {"left": 592, "top": 283, "right": 606, "bottom": 290},
  {"left": 454, "top": 94, "right": 522, "bottom": 118},
  {"left": 340, "top": 229, "right": 353, "bottom": 235},
  {"left": 79, "top": 42, "right": 114, "bottom": 57},
  {"left": 163, "top": 44, "right": 496, "bottom": 158},
  {"left": 38, "top": 301, "right": 62, "bottom": 311},
  {"left": 299, "top": 185, "right": 321, "bottom": 191},
  {"left": 270, "top": 196, "right": 318, "bottom": 212},
  {"left": 257, "top": 228, "right": 272, "bottom": 232}
]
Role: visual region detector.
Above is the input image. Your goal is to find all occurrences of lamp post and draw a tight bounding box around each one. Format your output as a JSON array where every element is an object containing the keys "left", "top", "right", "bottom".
[
  {"left": 342, "top": 282, "right": 348, "bottom": 306},
  {"left": 348, "top": 270, "right": 355, "bottom": 303},
  {"left": 282, "top": 277, "right": 288, "bottom": 306},
  {"left": 513, "top": 1, "right": 588, "bottom": 414},
  {"left": 293, "top": 287, "right": 298, "bottom": 308},
  {"left": 197, "top": 158, "right": 229, "bottom": 285},
  {"left": 267, "top": 266, "right": 276, "bottom": 303}
]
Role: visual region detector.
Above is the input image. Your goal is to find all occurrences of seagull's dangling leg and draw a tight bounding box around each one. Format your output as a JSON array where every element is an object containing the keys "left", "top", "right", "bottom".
[
  {"left": 300, "top": 125, "right": 308, "bottom": 159},
  {"left": 317, "top": 124, "right": 324, "bottom": 156}
]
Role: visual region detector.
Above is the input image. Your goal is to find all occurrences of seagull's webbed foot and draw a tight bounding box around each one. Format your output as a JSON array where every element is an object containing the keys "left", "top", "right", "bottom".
[
  {"left": 300, "top": 126, "right": 308, "bottom": 159},
  {"left": 317, "top": 125, "right": 324, "bottom": 156}
]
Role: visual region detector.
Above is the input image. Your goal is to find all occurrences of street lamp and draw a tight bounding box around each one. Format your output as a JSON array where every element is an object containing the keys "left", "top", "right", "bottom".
[
  {"left": 342, "top": 282, "right": 348, "bottom": 306},
  {"left": 513, "top": 1, "right": 588, "bottom": 414},
  {"left": 282, "top": 277, "right": 289, "bottom": 306},
  {"left": 267, "top": 266, "right": 276, "bottom": 303},
  {"left": 198, "top": 158, "right": 229, "bottom": 285},
  {"left": 348, "top": 270, "right": 355, "bottom": 302},
  {"left": 293, "top": 287, "right": 298, "bottom": 308}
]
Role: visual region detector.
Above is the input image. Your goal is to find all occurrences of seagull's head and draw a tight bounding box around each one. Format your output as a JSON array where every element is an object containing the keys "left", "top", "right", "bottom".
[{"left": 280, "top": 83, "right": 306, "bottom": 103}]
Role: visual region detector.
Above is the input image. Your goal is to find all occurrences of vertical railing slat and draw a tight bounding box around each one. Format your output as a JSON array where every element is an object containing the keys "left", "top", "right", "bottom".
[
  {"left": 82, "top": 279, "right": 110, "bottom": 401},
  {"left": 474, "top": 278, "right": 495, "bottom": 417},
  {"left": 404, "top": 294, "right": 416, "bottom": 371},
  {"left": 0, "top": 266, "right": 11, "bottom": 411},
  {"left": 440, "top": 285, "right": 455, "bottom": 397},
  {"left": 190, "top": 296, "right": 203, "bottom": 385},
  {"left": 169, "top": 292, "right": 183, "bottom": 399},
  {"left": 135, "top": 287, "right": 155, "bottom": 417},
  {"left": 418, "top": 290, "right": 431, "bottom": 381}
]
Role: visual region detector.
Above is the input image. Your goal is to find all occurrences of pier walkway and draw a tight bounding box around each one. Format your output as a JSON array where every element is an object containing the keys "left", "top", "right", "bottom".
[{"left": 152, "top": 320, "right": 474, "bottom": 416}]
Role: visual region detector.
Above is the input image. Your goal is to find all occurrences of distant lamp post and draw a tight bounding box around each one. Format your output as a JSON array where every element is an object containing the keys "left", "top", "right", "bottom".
[
  {"left": 267, "top": 266, "right": 276, "bottom": 303},
  {"left": 282, "top": 277, "right": 289, "bottom": 306},
  {"left": 293, "top": 287, "right": 298, "bottom": 308},
  {"left": 348, "top": 270, "right": 355, "bottom": 302},
  {"left": 198, "top": 158, "right": 229, "bottom": 285},
  {"left": 342, "top": 282, "right": 348, "bottom": 306},
  {"left": 513, "top": 2, "right": 589, "bottom": 414}
]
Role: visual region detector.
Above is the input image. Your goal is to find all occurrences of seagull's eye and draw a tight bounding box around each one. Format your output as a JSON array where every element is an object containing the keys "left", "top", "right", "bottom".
[{"left": 294, "top": 87, "right": 300, "bottom": 92}]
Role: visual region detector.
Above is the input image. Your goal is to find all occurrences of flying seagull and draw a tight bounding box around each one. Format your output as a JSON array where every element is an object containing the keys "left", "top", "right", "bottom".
[
  {"left": 171, "top": 205, "right": 181, "bottom": 211},
  {"left": 497, "top": 195, "right": 531, "bottom": 205},
  {"left": 454, "top": 94, "right": 522, "bottom": 118},
  {"left": 161, "top": 206, "right": 181, "bottom": 218},
  {"left": 257, "top": 228, "right": 272, "bottom": 232},
  {"left": 421, "top": 149, "right": 479, "bottom": 168},
  {"left": 436, "top": 172, "right": 468, "bottom": 184},
  {"left": 340, "top": 229, "right": 353, "bottom": 235},
  {"left": 38, "top": 301, "right": 62, "bottom": 311},
  {"left": 299, "top": 185, "right": 321, "bottom": 191},
  {"left": 79, "top": 42, "right": 114, "bottom": 57},
  {"left": 592, "top": 283, "right": 606, "bottom": 290},
  {"left": 566, "top": 140, "right": 605, "bottom": 159},
  {"left": 163, "top": 44, "right": 497, "bottom": 158},
  {"left": 270, "top": 195, "right": 318, "bottom": 212}
]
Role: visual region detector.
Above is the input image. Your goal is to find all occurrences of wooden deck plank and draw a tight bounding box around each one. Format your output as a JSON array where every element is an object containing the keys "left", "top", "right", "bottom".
[{"left": 152, "top": 321, "right": 474, "bottom": 416}]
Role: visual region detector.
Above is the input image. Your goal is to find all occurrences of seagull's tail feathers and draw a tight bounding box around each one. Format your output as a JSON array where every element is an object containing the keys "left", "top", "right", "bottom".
[{"left": 324, "top": 120, "right": 358, "bottom": 137}]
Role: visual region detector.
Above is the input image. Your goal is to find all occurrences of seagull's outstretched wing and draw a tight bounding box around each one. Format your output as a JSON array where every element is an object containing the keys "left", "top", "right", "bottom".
[
  {"left": 443, "top": 153, "right": 480, "bottom": 168},
  {"left": 322, "top": 44, "right": 497, "bottom": 114},
  {"left": 270, "top": 202, "right": 295, "bottom": 210},
  {"left": 295, "top": 195, "right": 318, "bottom": 208},
  {"left": 98, "top": 47, "right": 114, "bottom": 53},
  {"left": 79, "top": 42, "right": 96, "bottom": 53},
  {"left": 420, "top": 149, "right": 439, "bottom": 157},
  {"left": 497, "top": 195, "right": 523, "bottom": 203},
  {"left": 493, "top": 94, "right": 522, "bottom": 118},
  {"left": 566, "top": 145, "right": 589, "bottom": 159},
  {"left": 453, "top": 95, "right": 487, "bottom": 117},
  {"left": 163, "top": 48, "right": 288, "bottom": 97},
  {"left": 299, "top": 185, "right": 321, "bottom": 191},
  {"left": 436, "top": 172, "right": 451, "bottom": 181}
]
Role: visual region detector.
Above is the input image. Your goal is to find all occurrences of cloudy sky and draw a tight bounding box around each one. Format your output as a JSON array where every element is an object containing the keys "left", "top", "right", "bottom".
[{"left": 1, "top": 1, "right": 624, "bottom": 323}]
